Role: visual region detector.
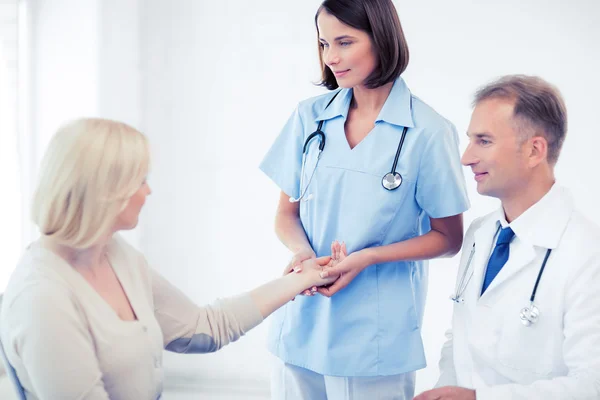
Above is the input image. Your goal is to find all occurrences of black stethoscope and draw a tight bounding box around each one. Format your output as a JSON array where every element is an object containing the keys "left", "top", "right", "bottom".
[
  {"left": 289, "top": 91, "right": 410, "bottom": 203},
  {"left": 450, "top": 227, "right": 553, "bottom": 327}
]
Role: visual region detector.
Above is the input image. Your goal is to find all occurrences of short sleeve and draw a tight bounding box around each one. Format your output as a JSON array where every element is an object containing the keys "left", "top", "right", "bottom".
[
  {"left": 416, "top": 122, "right": 470, "bottom": 218},
  {"left": 259, "top": 105, "right": 305, "bottom": 198}
]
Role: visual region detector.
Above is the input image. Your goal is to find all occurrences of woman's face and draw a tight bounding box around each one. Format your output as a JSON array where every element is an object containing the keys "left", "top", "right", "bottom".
[
  {"left": 317, "top": 11, "right": 377, "bottom": 89},
  {"left": 115, "top": 180, "right": 151, "bottom": 231}
]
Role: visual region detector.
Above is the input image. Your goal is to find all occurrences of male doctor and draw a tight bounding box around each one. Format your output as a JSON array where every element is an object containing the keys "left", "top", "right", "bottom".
[{"left": 415, "top": 75, "right": 600, "bottom": 400}]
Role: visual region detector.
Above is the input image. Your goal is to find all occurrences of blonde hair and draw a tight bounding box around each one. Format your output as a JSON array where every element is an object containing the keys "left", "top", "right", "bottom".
[{"left": 31, "top": 118, "right": 150, "bottom": 248}]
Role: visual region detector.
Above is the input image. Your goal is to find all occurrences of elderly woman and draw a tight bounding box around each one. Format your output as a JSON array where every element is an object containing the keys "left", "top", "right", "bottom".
[{"left": 0, "top": 118, "right": 342, "bottom": 399}]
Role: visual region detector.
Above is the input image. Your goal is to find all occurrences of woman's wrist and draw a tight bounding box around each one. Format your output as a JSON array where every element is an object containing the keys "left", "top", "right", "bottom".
[{"left": 283, "top": 269, "right": 315, "bottom": 293}]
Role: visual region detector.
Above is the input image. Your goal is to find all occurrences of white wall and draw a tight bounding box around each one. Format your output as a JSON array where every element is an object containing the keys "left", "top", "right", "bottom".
[
  {"left": 0, "top": 1, "right": 21, "bottom": 293},
  {"left": 21, "top": 0, "right": 143, "bottom": 249},
  {"left": 13, "top": 0, "right": 600, "bottom": 397}
]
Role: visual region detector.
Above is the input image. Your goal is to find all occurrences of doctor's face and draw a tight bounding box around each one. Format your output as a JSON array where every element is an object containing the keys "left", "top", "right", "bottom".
[
  {"left": 316, "top": 11, "right": 377, "bottom": 89},
  {"left": 462, "top": 98, "right": 531, "bottom": 200}
]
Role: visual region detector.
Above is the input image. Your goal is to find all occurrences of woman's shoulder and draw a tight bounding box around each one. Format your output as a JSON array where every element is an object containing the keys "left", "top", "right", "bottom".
[
  {"left": 1, "top": 247, "right": 76, "bottom": 327},
  {"left": 109, "top": 234, "right": 145, "bottom": 263},
  {"left": 109, "top": 234, "right": 153, "bottom": 286}
]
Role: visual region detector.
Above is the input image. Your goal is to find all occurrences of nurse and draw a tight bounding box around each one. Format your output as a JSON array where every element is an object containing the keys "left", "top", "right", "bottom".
[{"left": 260, "top": 0, "right": 470, "bottom": 398}]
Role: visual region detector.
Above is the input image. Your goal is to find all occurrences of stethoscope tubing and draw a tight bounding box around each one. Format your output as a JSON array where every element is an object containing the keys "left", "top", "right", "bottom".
[
  {"left": 298, "top": 91, "right": 410, "bottom": 200},
  {"left": 451, "top": 233, "right": 553, "bottom": 325}
]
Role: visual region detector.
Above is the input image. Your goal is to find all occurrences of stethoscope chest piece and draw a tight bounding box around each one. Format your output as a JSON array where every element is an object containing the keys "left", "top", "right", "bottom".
[
  {"left": 382, "top": 172, "right": 402, "bottom": 190},
  {"left": 519, "top": 303, "right": 540, "bottom": 327}
]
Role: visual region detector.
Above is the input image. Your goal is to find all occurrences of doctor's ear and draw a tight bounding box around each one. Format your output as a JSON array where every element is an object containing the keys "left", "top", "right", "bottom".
[{"left": 527, "top": 135, "right": 549, "bottom": 167}]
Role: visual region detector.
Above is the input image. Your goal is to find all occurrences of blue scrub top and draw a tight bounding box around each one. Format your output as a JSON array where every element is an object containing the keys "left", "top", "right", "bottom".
[{"left": 260, "top": 77, "right": 470, "bottom": 377}]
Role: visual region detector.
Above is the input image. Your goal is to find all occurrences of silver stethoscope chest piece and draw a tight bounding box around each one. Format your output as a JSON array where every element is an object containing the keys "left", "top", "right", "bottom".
[
  {"left": 520, "top": 302, "right": 540, "bottom": 327},
  {"left": 290, "top": 91, "right": 411, "bottom": 203},
  {"left": 382, "top": 172, "right": 402, "bottom": 190}
]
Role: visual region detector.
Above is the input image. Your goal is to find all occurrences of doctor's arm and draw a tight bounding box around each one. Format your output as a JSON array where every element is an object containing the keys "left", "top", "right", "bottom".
[
  {"left": 436, "top": 328, "right": 458, "bottom": 387},
  {"left": 414, "top": 329, "right": 471, "bottom": 400}
]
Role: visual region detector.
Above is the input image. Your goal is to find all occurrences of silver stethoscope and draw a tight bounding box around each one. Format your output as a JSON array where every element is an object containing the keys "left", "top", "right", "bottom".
[
  {"left": 289, "top": 91, "right": 409, "bottom": 203},
  {"left": 450, "top": 228, "right": 553, "bottom": 327}
]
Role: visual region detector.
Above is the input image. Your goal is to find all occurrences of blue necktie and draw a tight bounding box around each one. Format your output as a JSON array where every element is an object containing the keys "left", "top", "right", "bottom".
[{"left": 481, "top": 226, "right": 515, "bottom": 294}]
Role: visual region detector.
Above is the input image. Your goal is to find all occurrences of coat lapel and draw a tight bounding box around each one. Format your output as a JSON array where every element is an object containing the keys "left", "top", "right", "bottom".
[
  {"left": 465, "top": 215, "right": 500, "bottom": 311},
  {"left": 476, "top": 184, "right": 574, "bottom": 303},
  {"left": 478, "top": 239, "right": 536, "bottom": 303}
]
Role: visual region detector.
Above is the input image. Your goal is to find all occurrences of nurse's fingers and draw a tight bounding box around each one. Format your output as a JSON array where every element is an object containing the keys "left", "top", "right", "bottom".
[
  {"left": 316, "top": 274, "right": 350, "bottom": 297},
  {"left": 319, "top": 261, "right": 347, "bottom": 279},
  {"left": 331, "top": 241, "right": 338, "bottom": 262},
  {"left": 293, "top": 251, "right": 314, "bottom": 266},
  {"left": 314, "top": 255, "right": 332, "bottom": 266},
  {"left": 285, "top": 248, "right": 316, "bottom": 275}
]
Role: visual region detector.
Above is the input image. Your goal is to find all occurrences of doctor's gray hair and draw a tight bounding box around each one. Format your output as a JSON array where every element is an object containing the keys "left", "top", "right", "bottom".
[
  {"left": 315, "top": 0, "right": 409, "bottom": 90},
  {"left": 473, "top": 75, "right": 567, "bottom": 165}
]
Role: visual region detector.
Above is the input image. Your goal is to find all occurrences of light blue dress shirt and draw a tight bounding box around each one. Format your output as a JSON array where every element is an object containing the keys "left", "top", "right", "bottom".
[{"left": 260, "top": 77, "right": 470, "bottom": 377}]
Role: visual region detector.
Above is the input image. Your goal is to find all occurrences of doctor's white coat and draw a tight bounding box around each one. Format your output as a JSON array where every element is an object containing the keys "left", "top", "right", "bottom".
[{"left": 437, "top": 185, "right": 600, "bottom": 399}]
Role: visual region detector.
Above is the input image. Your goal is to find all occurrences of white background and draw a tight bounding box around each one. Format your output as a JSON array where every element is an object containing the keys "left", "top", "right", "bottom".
[{"left": 2, "top": 0, "right": 600, "bottom": 397}]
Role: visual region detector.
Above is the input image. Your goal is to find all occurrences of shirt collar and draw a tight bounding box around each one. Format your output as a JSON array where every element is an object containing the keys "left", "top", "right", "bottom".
[
  {"left": 497, "top": 183, "right": 573, "bottom": 249},
  {"left": 315, "top": 77, "right": 415, "bottom": 128},
  {"left": 376, "top": 77, "right": 415, "bottom": 127},
  {"left": 315, "top": 87, "right": 352, "bottom": 122}
]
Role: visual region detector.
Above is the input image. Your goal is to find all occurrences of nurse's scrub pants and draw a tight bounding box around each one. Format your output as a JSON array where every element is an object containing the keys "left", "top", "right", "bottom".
[{"left": 271, "top": 358, "right": 416, "bottom": 400}]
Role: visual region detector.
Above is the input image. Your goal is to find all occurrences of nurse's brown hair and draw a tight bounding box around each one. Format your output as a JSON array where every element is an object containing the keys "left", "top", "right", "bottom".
[{"left": 315, "top": 0, "right": 410, "bottom": 90}]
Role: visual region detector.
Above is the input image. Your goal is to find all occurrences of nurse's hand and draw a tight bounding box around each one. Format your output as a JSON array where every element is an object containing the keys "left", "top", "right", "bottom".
[
  {"left": 413, "top": 386, "right": 476, "bottom": 400},
  {"left": 284, "top": 248, "right": 316, "bottom": 297},
  {"left": 283, "top": 248, "right": 316, "bottom": 276},
  {"left": 317, "top": 249, "right": 371, "bottom": 297},
  {"left": 291, "top": 241, "right": 345, "bottom": 296}
]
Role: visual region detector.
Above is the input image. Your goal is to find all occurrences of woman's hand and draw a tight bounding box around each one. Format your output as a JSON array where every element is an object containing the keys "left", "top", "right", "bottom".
[
  {"left": 317, "top": 248, "right": 372, "bottom": 297},
  {"left": 292, "top": 255, "right": 339, "bottom": 291},
  {"left": 292, "top": 241, "right": 346, "bottom": 296}
]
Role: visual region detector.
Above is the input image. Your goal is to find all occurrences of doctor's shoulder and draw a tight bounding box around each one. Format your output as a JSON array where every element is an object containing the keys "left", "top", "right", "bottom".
[
  {"left": 462, "top": 214, "right": 489, "bottom": 245},
  {"left": 555, "top": 210, "right": 600, "bottom": 294},
  {"left": 560, "top": 210, "right": 600, "bottom": 259}
]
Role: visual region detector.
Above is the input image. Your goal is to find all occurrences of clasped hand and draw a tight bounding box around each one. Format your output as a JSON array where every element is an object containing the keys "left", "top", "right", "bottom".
[{"left": 286, "top": 241, "right": 371, "bottom": 297}]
